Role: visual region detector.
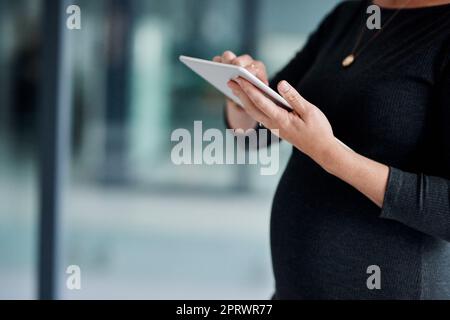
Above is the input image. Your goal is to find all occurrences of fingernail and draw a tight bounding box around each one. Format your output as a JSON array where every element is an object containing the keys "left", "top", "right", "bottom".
[{"left": 279, "top": 81, "right": 290, "bottom": 93}]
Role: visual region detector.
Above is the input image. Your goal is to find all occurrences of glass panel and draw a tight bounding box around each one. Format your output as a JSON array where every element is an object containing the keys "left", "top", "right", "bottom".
[
  {"left": 0, "top": 0, "right": 42, "bottom": 299},
  {"left": 1, "top": 0, "right": 340, "bottom": 300},
  {"left": 58, "top": 0, "right": 340, "bottom": 300}
]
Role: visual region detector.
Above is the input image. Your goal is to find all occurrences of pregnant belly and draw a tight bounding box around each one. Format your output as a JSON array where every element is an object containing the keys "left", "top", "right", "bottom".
[{"left": 270, "top": 151, "right": 423, "bottom": 299}]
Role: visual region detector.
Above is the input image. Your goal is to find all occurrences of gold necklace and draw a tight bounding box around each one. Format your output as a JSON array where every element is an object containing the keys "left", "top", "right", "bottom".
[{"left": 342, "top": 0, "right": 413, "bottom": 68}]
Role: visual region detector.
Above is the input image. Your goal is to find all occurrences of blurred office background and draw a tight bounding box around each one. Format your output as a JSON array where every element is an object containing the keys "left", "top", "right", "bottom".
[{"left": 0, "top": 0, "right": 339, "bottom": 299}]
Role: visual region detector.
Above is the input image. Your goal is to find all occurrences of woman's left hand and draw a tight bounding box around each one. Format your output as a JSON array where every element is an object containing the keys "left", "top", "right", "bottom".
[{"left": 228, "top": 78, "right": 338, "bottom": 168}]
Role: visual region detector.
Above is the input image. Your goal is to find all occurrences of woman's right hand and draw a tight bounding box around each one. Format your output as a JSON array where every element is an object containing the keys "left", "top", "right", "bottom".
[{"left": 213, "top": 51, "right": 269, "bottom": 130}]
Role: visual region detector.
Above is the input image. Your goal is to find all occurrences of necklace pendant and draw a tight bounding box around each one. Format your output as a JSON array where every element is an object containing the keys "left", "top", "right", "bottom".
[{"left": 342, "top": 54, "right": 355, "bottom": 68}]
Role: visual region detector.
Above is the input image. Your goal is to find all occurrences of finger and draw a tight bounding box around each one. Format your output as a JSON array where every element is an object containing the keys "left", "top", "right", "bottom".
[
  {"left": 227, "top": 80, "right": 243, "bottom": 93},
  {"left": 253, "top": 60, "right": 266, "bottom": 70},
  {"left": 231, "top": 54, "right": 253, "bottom": 67},
  {"left": 236, "top": 60, "right": 269, "bottom": 85},
  {"left": 228, "top": 81, "right": 271, "bottom": 125},
  {"left": 227, "top": 80, "right": 240, "bottom": 90},
  {"left": 246, "top": 62, "right": 269, "bottom": 85},
  {"left": 213, "top": 56, "right": 222, "bottom": 63},
  {"left": 277, "top": 81, "right": 309, "bottom": 118},
  {"left": 236, "top": 78, "right": 287, "bottom": 124},
  {"left": 246, "top": 63, "right": 259, "bottom": 76},
  {"left": 222, "top": 51, "right": 237, "bottom": 64},
  {"left": 251, "top": 61, "right": 269, "bottom": 85},
  {"left": 229, "top": 54, "right": 269, "bottom": 85}
]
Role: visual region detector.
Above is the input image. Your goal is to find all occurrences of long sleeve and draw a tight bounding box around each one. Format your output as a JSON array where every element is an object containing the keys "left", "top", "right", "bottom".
[{"left": 380, "top": 57, "right": 450, "bottom": 242}]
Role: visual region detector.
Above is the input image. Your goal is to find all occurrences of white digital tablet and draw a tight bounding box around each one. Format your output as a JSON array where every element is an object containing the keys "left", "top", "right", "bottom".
[
  {"left": 179, "top": 55, "right": 291, "bottom": 110},
  {"left": 179, "top": 55, "right": 352, "bottom": 151}
]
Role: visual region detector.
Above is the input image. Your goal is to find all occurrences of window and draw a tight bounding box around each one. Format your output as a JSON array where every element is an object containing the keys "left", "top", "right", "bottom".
[{"left": 0, "top": 0, "right": 339, "bottom": 299}]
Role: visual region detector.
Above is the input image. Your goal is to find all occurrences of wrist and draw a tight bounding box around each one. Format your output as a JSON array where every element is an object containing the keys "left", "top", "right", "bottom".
[{"left": 317, "top": 138, "right": 351, "bottom": 176}]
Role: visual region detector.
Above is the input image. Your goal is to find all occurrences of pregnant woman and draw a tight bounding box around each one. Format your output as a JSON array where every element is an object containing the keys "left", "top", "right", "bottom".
[{"left": 215, "top": 0, "right": 450, "bottom": 299}]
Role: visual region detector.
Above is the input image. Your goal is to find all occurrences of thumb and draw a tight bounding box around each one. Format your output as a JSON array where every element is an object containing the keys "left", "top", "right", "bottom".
[{"left": 278, "top": 81, "right": 309, "bottom": 118}]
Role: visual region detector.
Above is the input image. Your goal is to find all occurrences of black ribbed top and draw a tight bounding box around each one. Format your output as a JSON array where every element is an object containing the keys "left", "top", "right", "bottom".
[{"left": 266, "top": 0, "right": 450, "bottom": 299}]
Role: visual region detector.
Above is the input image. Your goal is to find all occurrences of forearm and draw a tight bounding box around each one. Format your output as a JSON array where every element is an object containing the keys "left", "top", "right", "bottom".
[{"left": 319, "top": 141, "right": 390, "bottom": 208}]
